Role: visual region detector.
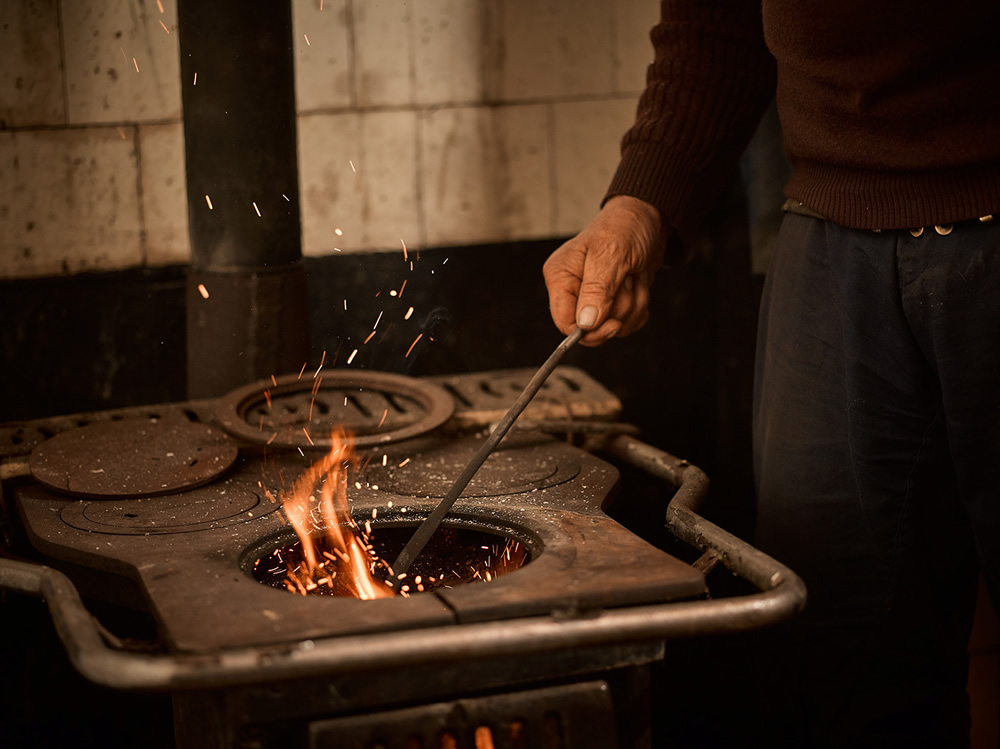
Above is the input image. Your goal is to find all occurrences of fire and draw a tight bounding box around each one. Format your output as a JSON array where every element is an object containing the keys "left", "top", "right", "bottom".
[{"left": 280, "top": 426, "right": 394, "bottom": 600}]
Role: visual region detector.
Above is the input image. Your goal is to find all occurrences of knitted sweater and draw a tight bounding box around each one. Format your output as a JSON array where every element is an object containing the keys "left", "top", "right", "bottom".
[{"left": 607, "top": 0, "right": 1000, "bottom": 241}]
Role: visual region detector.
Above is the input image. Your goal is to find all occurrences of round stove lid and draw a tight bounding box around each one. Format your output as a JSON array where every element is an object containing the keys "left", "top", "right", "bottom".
[
  {"left": 215, "top": 370, "right": 455, "bottom": 449},
  {"left": 29, "top": 419, "right": 239, "bottom": 499}
]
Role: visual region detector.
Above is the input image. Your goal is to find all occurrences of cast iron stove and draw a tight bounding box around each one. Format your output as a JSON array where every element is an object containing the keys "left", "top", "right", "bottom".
[{"left": 0, "top": 367, "right": 805, "bottom": 749}]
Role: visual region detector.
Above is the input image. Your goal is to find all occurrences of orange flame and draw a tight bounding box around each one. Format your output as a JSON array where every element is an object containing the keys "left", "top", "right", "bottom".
[{"left": 281, "top": 426, "right": 394, "bottom": 600}]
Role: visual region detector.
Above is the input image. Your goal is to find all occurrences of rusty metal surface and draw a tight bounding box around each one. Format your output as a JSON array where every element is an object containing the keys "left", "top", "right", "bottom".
[
  {"left": 365, "top": 441, "right": 579, "bottom": 498},
  {"left": 428, "top": 365, "right": 622, "bottom": 429},
  {"left": 29, "top": 419, "right": 238, "bottom": 499},
  {"left": 0, "top": 399, "right": 220, "bottom": 460},
  {"left": 13, "top": 435, "right": 706, "bottom": 653},
  {"left": 0, "top": 367, "right": 609, "bottom": 460},
  {"left": 0, "top": 368, "right": 805, "bottom": 695},
  {"left": 0, "top": 436, "right": 806, "bottom": 691},
  {"left": 215, "top": 370, "right": 455, "bottom": 449}
]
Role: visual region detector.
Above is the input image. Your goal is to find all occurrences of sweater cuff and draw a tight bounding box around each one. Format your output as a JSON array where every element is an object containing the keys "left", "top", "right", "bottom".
[{"left": 606, "top": 141, "right": 727, "bottom": 250}]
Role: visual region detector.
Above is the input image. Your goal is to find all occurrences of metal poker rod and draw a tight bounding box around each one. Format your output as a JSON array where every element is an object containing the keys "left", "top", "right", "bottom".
[{"left": 388, "top": 327, "right": 585, "bottom": 587}]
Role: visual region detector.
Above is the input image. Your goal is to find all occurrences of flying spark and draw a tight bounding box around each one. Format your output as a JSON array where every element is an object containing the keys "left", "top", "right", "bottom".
[
  {"left": 253, "top": 202, "right": 261, "bottom": 217},
  {"left": 205, "top": 194, "right": 213, "bottom": 210},
  {"left": 197, "top": 283, "right": 210, "bottom": 299},
  {"left": 314, "top": 350, "right": 326, "bottom": 376}
]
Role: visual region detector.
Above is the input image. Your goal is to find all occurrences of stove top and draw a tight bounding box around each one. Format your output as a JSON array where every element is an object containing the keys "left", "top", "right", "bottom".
[{"left": 3, "top": 367, "right": 706, "bottom": 654}]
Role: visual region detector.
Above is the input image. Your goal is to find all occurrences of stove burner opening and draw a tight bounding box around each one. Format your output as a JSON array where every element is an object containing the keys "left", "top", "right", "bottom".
[{"left": 250, "top": 523, "right": 530, "bottom": 598}]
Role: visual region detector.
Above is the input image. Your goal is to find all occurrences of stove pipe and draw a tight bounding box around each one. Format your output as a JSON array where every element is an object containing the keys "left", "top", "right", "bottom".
[{"left": 178, "top": 0, "right": 309, "bottom": 399}]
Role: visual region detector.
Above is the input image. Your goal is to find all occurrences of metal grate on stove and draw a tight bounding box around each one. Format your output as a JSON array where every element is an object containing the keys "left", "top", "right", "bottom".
[{"left": 0, "top": 366, "right": 620, "bottom": 461}]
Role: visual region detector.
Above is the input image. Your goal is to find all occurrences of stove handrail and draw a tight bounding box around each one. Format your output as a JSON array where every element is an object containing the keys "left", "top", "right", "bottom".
[{"left": 0, "top": 438, "right": 806, "bottom": 691}]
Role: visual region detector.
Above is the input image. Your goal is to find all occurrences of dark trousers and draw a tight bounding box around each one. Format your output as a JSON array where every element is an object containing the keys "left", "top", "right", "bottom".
[{"left": 753, "top": 212, "right": 1000, "bottom": 747}]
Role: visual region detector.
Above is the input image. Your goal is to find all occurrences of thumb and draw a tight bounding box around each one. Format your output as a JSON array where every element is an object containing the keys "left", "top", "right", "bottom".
[{"left": 575, "top": 257, "right": 623, "bottom": 330}]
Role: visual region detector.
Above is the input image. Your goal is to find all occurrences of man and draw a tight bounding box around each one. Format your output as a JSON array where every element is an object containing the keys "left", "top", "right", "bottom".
[{"left": 543, "top": 1, "right": 1000, "bottom": 746}]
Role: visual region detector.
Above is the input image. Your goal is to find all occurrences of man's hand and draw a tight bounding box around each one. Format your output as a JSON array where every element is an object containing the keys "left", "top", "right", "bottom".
[{"left": 543, "top": 195, "right": 666, "bottom": 347}]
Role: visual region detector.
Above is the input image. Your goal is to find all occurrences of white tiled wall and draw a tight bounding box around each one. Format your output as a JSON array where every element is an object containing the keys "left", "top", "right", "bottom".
[
  {"left": 0, "top": 128, "right": 143, "bottom": 276},
  {"left": 0, "top": 0, "right": 65, "bottom": 128},
  {"left": 298, "top": 110, "right": 422, "bottom": 255},
  {"left": 0, "top": 0, "right": 659, "bottom": 278}
]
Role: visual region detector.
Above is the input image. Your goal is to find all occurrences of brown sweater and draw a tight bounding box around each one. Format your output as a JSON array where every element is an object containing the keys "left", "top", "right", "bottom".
[{"left": 607, "top": 0, "right": 1000, "bottom": 241}]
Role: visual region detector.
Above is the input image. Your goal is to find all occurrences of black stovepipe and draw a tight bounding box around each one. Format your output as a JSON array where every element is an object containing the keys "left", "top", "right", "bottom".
[{"left": 178, "top": 0, "right": 308, "bottom": 398}]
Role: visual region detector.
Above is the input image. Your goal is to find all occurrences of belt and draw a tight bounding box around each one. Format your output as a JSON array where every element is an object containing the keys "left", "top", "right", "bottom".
[{"left": 781, "top": 198, "right": 995, "bottom": 235}]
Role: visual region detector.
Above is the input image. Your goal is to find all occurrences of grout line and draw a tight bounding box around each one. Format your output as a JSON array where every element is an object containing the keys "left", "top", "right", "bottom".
[
  {"left": 414, "top": 109, "right": 427, "bottom": 248},
  {"left": 406, "top": 0, "right": 417, "bottom": 107},
  {"left": 345, "top": 0, "right": 358, "bottom": 107},
  {"left": 295, "top": 93, "right": 639, "bottom": 118},
  {"left": 0, "top": 118, "right": 183, "bottom": 134},
  {"left": 56, "top": 0, "right": 70, "bottom": 125},
  {"left": 133, "top": 125, "right": 148, "bottom": 266}
]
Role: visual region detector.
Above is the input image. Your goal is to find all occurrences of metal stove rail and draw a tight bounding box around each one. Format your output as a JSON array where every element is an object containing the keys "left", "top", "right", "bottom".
[{"left": 0, "top": 433, "right": 806, "bottom": 691}]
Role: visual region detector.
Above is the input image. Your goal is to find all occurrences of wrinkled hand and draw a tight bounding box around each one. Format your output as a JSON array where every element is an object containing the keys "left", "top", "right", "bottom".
[{"left": 543, "top": 196, "right": 665, "bottom": 347}]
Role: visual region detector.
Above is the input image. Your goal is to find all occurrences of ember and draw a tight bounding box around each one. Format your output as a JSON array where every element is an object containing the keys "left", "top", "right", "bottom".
[{"left": 253, "top": 525, "right": 529, "bottom": 598}]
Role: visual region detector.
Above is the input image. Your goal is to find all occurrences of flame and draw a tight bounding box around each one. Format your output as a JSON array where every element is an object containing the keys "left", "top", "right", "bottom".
[{"left": 280, "top": 426, "right": 394, "bottom": 600}]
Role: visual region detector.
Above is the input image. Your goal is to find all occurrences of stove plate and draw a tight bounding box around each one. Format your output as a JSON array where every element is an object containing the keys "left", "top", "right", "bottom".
[
  {"left": 29, "top": 418, "right": 238, "bottom": 498},
  {"left": 14, "top": 435, "right": 707, "bottom": 654}
]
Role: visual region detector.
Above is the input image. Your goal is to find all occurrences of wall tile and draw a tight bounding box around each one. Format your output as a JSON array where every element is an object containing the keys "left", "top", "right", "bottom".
[
  {"left": 615, "top": 0, "right": 659, "bottom": 94},
  {"left": 413, "top": 0, "right": 484, "bottom": 105},
  {"left": 421, "top": 104, "right": 550, "bottom": 247},
  {"left": 492, "top": 0, "right": 614, "bottom": 101},
  {"left": 62, "top": 0, "right": 181, "bottom": 124},
  {"left": 0, "top": 128, "right": 142, "bottom": 277},
  {"left": 553, "top": 98, "right": 636, "bottom": 236},
  {"left": 354, "top": 0, "right": 412, "bottom": 108},
  {"left": 0, "top": 0, "right": 65, "bottom": 127},
  {"left": 292, "top": 0, "right": 352, "bottom": 112},
  {"left": 298, "top": 110, "right": 420, "bottom": 256},
  {"left": 140, "top": 122, "right": 189, "bottom": 266}
]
